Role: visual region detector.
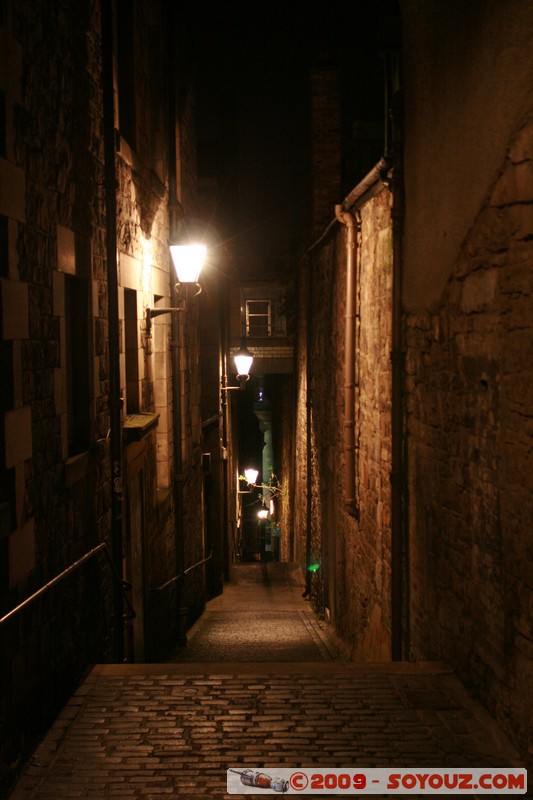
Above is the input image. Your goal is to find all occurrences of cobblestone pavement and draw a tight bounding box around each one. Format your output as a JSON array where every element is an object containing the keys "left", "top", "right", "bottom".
[
  {"left": 169, "top": 563, "right": 338, "bottom": 663},
  {"left": 8, "top": 564, "right": 528, "bottom": 800}
]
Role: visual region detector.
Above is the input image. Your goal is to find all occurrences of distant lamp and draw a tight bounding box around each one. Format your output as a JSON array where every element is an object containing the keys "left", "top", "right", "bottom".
[
  {"left": 257, "top": 506, "right": 269, "bottom": 520},
  {"left": 222, "top": 341, "right": 254, "bottom": 393},
  {"left": 244, "top": 468, "right": 259, "bottom": 486},
  {"left": 233, "top": 342, "right": 254, "bottom": 383},
  {"left": 145, "top": 243, "right": 207, "bottom": 334}
]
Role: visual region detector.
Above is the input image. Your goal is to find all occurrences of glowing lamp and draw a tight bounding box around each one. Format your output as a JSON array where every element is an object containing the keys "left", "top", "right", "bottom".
[
  {"left": 244, "top": 468, "right": 259, "bottom": 485},
  {"left": 233, "top": 342, "right": 254, "bottom": 379},
  {"left": 170, "top": 244, "right": 207, "bottom": 284}
]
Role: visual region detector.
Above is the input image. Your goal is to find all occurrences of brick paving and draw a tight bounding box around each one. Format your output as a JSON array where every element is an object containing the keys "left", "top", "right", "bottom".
[{"left": 7, "top": 564, "right": 527, "bottom": 800}]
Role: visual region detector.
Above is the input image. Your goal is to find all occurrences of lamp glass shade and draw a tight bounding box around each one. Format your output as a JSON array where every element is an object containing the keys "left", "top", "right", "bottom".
[
  {"left": 233, "top": 344, "right": 254, "bottom": 377},
  {"left": 170, "top": 244, "right": 206, "bottom": 283},
  {"left": 257, "top": 507, "right": 268, "bottom": 519},
  {"left": 244, "top": 468, "right": 259, "bottom": 485}
]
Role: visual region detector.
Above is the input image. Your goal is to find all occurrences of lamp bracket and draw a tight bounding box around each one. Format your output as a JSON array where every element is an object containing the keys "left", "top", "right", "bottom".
[
  {"left": 145, "top": 305, "right": 185, "bottom": 337},
  {"left": 175, "top": 281, "right": 201, "bottom": 299},
  {"left": 148, "top": 307, "right": 185, "bottom": 318},
  {"left": 221, "top": 374, "right": 249, "bottom": 395}
]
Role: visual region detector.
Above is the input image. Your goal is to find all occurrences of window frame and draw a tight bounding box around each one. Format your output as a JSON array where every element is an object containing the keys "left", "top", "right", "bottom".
[{"left": 245, "top": 299, "right": 272, "bottom": 338}]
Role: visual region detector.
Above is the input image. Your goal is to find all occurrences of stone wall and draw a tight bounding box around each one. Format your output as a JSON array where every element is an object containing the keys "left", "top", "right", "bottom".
[
  {"left": 401, "top": 0, "right": 533, "bottom": 759},
  {"left": 294, "top": 185, "right": 393, "bottom": 660},
  {"left": 0, "top": 1, "right": 113, "bottom": 791},
  {"left": 401, "top": 0, "right": 533, "bottom": 309},
  {"left": 406, "top": 116, "right": 533, "bottom": 757},
  {"left": 0, "top": 0, "right": 207, "bottom": 788}
]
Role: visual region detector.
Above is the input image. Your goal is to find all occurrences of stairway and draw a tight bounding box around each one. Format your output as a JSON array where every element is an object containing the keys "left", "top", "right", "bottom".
[{"left": 8, "top": 564, "right": 525, "bottom": 800}]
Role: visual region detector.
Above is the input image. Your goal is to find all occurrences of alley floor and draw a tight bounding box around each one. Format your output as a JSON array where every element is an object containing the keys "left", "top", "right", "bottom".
[{"left": 8, "top": 563, "right": 527, "bottom": 800}]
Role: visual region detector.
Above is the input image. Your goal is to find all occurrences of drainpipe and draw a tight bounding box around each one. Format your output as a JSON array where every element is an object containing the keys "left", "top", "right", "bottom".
[
  {"left": 335, "top": 206, "right": 357, "bottom": 515},
  {"left": 219, "top": 302, "right": 230, "bottom": 580},
  {"left": 166, "top": 3, "right": 187, "bottom": 643},
  {"left": 101, "top": 0, "right": 124, "bottom": 662},
  {"left": 303, "top": 251, "right": 313, "bottom": 598}
]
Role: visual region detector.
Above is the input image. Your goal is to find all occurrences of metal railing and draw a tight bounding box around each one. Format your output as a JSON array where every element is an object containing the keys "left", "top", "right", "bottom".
[
  {"left": 0, "top": 542, "right": 135, "bottom": 627},
  {"left": 149, "top": 551, "right": 213, "bottom": 593}
]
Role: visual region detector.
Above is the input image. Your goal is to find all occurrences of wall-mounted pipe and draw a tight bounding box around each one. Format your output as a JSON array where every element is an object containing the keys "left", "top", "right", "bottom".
[
  {"left": 166, "top": 1, "right": 187, "bottom": 641},
  {"left": 101, "top": 0, "right": 124, "bottom": 663},
  {"left": 220, "top": 300, "right": 231, "bottom": 582},
  {"left": 335, "top": 206, "right": 357, "bottom": 514},
  {"left": 303, "top": 251, "right": 314, "bottom": 598}
]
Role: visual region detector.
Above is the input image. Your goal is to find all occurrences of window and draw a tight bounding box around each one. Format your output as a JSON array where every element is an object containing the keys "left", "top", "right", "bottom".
[
  {"left": 0, "top": 90, "right": 6, "bottom": 158},
  {"left": 245, "top": 300, "right": 271, "bottom": 338},
  {"left": 124, "top": 289, "right": 139, "bottom": 413},
  {"left": 65, "top": 275, "right": 91, "bottom": 455},
  {"left": 240, "top": 284, "right": 289, "bottom": 339},
  {"left": 148, "top": 23, "right": 165, "bottom": 181},
  {"left": 0, "top": 215, "right": 7, "bottom": 277}
]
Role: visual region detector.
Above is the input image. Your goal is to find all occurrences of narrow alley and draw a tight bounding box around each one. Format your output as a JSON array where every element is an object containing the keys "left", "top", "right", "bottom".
[
  {"left": 8, "top": 564, "right": 525, "bottom": 800},
  {"left": 170, "top": 563, "right": 337, "bottom": 664},
  {"left": 2, "top": 2, "right": 533, "bottom": 797}
]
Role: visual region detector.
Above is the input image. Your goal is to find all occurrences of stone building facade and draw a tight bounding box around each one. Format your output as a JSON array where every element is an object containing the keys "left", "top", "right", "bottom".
[
  {"left": 0, "top": 0, "right": 209, "bottom": 788},
  {"left": 401, "top": 0, "right": 533, "bottom": 760},
  {"left": 294, "top": 0, "right": 533, "bottom": 764},
  {"left": 294, "top": 176, "right": 395, "bottom": 661}
]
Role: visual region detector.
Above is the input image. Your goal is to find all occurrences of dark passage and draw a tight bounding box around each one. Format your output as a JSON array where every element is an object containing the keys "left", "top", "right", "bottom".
[{"left": 171, "top": 563, "right": 337, "bottom": 663}]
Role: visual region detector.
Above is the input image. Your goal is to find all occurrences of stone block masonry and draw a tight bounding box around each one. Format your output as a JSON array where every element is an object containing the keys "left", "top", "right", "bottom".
[
  {"left": 294, "top": 187, "right": 393, "bottom": 662},
  {"left": 1, "top": 0, "right": 205, "bottom": 791},
  {"left": 406, "top": 116, "right": 533, "bottom": 760},
  {"left": 0, "top": 5, "right": 116, "bottom": 793}
]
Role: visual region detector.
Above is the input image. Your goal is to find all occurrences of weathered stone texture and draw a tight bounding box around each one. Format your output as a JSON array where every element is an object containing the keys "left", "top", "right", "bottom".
[
  {"left": 1, "top": 1, "right": 112, "bottom": 791},
  {"left": 406, "top": 117, "right": 533, "bottom": 756},
  {"left": 2, "top": 1, "right": 206, "bottom": 791},
  {"left": 6, "top": 6, "right": 110, "bottom": 559},
  {"left": 294, "top": 187, "right": 393, "bottom": 661}
]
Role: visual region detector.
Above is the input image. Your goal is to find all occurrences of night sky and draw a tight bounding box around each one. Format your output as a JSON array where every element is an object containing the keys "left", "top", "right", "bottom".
[{"left": 187, "top": 1, "right": 401, "bottom": 277}]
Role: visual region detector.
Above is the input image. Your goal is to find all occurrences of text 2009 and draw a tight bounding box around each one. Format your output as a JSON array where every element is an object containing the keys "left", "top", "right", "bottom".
[{"left": 310, "top": 774, "right": 366, "bottom": 790}]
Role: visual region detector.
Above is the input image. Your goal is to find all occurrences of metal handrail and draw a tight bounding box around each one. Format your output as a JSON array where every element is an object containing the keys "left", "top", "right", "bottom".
[
  {"left": 0, "top": 541, "right": 135, "bottom": 626},
  {"left": 150, "top": 551, "right": 213, "bottom": 592}
]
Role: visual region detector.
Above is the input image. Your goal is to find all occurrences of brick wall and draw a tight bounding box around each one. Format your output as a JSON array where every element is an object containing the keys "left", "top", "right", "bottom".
[{"left": 406, "top": 116, "right": 533, "bottom": 755}]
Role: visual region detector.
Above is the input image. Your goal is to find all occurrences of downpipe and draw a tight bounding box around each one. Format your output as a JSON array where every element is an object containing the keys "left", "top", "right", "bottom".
[
  {"left": 335, "top": 206, "right": 357, "bottom": 515},
  {"left": 303, "top": 252, "right": 313, "bottom": 598},
  {"left": 101, "top": 0, "right": 124, "bottom": 663}
]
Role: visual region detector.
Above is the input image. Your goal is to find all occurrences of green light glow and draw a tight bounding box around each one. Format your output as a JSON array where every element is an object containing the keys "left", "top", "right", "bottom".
[{"left": 307, "top": 563, "right": 320, "bottom": 572}]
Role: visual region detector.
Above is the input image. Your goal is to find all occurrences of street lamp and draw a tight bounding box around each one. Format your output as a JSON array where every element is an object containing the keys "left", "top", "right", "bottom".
[
  {"left": 238, "top": 467, "right": 259, "bottom": 495},
  {"left": 222, "top": 341, "right": 254, "bottom": 392},
  {"left": 145, "top": 242, "right": 207, "bottom": 334},
  {"left": 233, "top": 342, "right": 254, "bottom": 382},
  {"left": 170, "top": 243, "right": 206, "bottom": 287},
  {"left": 244, "top": 467, "right": 259, "bottom": 486}
]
